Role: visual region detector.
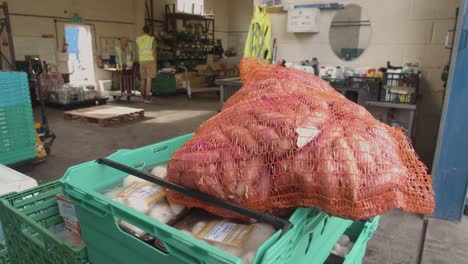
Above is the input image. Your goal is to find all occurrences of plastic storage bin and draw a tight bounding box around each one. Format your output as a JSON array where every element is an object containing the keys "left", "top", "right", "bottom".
[
  {"left": 0, "top": 181, "right": 89, "bottom": 264},
  {"left": 381, "top": 72, "right": 419, "bottom": 104},
  {"left": 325, "top": 217, "right": 380, "bottom": 264},
  {"left": 346, "top": 77, "right": 381, "bottom": 105},
  {"left": 61, "top": 134, "right": 354, "bottom": 264},
  {"left": 152, "top": 72, "right": 177, "bottom": 95}
]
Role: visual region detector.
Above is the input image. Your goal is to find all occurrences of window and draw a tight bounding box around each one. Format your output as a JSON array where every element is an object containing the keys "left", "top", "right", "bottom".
[{"left": 177, "top": 0, "right": 204, "bottom": 14}]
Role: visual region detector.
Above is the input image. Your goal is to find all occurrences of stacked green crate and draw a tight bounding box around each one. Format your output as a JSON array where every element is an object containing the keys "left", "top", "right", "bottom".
[
  {"left": 0, "top": 72, "right": 36, "bottom": 165},
  {"left": 0, "top": 181, "right": 89, "bottom": 264},
  {"left": 60, "top": 134, "right": 363, "bottom": 264},
  {"left": 152, "top": 71, "right": 177, "bottom": 95},
  {"left": 0, "top": 243, "right": 8, "bottom": 264}
]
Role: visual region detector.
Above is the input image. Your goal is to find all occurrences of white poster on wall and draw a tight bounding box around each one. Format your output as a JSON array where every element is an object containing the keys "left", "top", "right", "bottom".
[{"left": 287, "top": 8, "right": 320, "bottom": 33}]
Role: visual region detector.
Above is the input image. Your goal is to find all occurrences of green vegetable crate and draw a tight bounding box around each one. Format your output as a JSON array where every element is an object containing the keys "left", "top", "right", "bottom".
[
  {"left": 326, "top": 217, "right": 380, "bottom": 264},
  {"left": 0, "top": 181, "right": 89, "bottom": 264},
  {"left": 61, "top": 133, "right": 378, "bottom": 264},
  {"left": 151, "top": 72, "right": 177, "bottom": 95},
  {"left": 0, "top": 243, "right": 8, "bottom": 264}
]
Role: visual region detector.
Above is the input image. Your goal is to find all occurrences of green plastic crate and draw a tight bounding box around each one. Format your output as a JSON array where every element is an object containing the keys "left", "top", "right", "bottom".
[
  {"left": 0, "top": 149, "right": 36, "bottom": 165},
  {"left": 152, "top": 72, "right": 177, "bottom": 95},
  {"left": 0, "top": 128, "right": 36, "bottom": 165},
  {"left": 0, "top": 102, "right": 36, "bottom": 165},
  {"left": 0, "top": 181, "right": 89, "bottom": 264},
  {"left": 341, "top": 217, "right": 379, "bottom": 264},
  {"left": 0, "top": 243, "right": 8, "bottom": 264},
  {"left": 325, "top": 217, "right": 380, "bottom": 264},
  {"left": 61, "top": 134, "right": 353, "bottom": 264},
  {"left": 0, "top": 72, "right": 32, "bottom": 107}
]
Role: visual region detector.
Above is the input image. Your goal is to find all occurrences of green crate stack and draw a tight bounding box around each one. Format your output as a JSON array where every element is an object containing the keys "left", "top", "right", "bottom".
[
  {"left": 0, "top": 243, "right": 8, "bottom": 264},
  {"left": 325, "top": 217, "right": 380, "bottom": 264},
  {"left": 0, "top": 181, "right": 89, "bottom": 264},
  {"left": 340, "top": 217, "right": 380, "bottom": 264},
  {"left": 0, "top": 71, "right": 36, "bottom": 165},
  {"left": 60, "top": 134, "right": 364, "bottom": 264}
]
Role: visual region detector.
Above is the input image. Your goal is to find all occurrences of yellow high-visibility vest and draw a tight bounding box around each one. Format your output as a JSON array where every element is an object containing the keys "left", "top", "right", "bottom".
[
  {"left": 244, "top": 6, "right": 272, "bottom": 61},
  {"left": 115, "top": 46, "right": 133, "bottom": 70},
  {"left": 136, "top": 35, "right": 155, "bottom": 62}
]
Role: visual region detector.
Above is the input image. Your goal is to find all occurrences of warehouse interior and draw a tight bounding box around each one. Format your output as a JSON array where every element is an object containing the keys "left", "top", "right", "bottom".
[{"left": 1, "top": 0, "right": 467, "bottom": 263}]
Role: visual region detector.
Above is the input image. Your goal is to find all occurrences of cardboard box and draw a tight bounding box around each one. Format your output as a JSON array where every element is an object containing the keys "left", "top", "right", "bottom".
[
  {"left": 208, "top": 62, "right": 223, "bottom": 72},
  {"left": 175, "top": 73, "right": 188, "bottom": 88},
  {"left": 195, "top": 64, "right": 213, "bottom": 76},
  {"left": 188, "top": 72, "right": 206, "bottom": 88},
  {"left": 207, "top": 54, "right": 215, "bottom": 65}
]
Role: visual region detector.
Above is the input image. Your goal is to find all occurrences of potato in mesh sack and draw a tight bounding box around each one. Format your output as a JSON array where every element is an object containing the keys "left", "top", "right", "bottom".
[{"left": 167, "top": 58, "right": 435, "bottom": 220}]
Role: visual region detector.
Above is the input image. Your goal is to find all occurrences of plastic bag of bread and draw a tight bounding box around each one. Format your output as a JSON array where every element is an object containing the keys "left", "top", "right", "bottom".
[
  {"left": 100, "top": 164, "right": 187, "bottom": 239},
  {"left": 174, "top": 210, "right": 277, "bottom": 264}
]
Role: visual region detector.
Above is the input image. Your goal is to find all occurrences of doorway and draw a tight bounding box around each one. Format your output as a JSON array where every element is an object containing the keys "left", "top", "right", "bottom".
[{"left": 64, "top": 24, "right": 95, "bottom": 85}]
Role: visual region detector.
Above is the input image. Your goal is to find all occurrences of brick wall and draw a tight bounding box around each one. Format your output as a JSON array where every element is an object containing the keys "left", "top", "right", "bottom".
[{"left": 269, "top": 0, "right": 459, "bottom": 167}]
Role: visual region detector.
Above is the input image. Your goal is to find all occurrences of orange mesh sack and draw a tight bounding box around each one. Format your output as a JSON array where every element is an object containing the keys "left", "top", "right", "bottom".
[{"left": 167, "top": 58, "right": 435, "bottom": 220}]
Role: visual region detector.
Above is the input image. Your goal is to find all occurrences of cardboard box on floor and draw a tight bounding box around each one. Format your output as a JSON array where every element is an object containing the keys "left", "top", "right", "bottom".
[
  {"left": 188, "top": 72, "right": 207, "bottom": 88},
  {"left": 174, "top": 72, "right": 207, "bottom": 89},
  {"left": 195, "top": 64, "right": 213, "bottom": 76},
  {"left": 175, "top": 73, "right": 187, "bottom": 89},
  {"left": 195, "top": 62, "right": 225, "bottom": 77}
]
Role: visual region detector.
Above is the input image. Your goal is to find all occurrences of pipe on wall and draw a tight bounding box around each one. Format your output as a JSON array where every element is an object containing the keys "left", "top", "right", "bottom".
[{"left": 10, "top": 13, "right": 134, "bottom": 25}]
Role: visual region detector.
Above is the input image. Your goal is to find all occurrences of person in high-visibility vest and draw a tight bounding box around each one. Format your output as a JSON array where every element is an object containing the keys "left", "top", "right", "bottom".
[
  {"left": 115, "top": 37, "right": 135, "bottom": 95},
  {"left": 136, "top": 25, "right": 157, "bottom": 103}
]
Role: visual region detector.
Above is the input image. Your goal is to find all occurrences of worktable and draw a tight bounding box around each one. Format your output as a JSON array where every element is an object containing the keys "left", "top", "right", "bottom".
[
  {"left": 365, "top": 101, "right": 417, "bottom": 138},
  {"left": 214, "top": 77, "right": 243, "bottom": 109}
]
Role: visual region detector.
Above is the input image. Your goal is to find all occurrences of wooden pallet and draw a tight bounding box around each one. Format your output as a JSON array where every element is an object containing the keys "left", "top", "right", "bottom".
[{"left": 64, "top": 105, "right": 144, "bottom": 127}]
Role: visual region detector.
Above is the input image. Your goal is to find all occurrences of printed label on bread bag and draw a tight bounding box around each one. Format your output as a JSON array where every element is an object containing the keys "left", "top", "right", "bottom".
[
  {"left": 56, "top": 194, "right": 81, "bottom": 234},
  {"left": 118, "top": 182, "right": 166, "bottom": 205},
  {"left": 195, "top": 221, "right": 255, "bottom": 248}
]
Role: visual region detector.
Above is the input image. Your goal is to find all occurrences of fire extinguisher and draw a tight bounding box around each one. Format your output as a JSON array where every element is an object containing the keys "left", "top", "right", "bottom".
[{"left": 62, "top": 38, "right": 68, "bottom": 53}]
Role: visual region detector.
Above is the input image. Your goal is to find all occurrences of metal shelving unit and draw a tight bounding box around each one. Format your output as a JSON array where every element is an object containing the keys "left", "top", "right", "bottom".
[
  {"left": 0, "top": 2, "right": 16, "bottom": 70},
  {"left": 162, "top": 4, "right": 215, "bottom": 71}
]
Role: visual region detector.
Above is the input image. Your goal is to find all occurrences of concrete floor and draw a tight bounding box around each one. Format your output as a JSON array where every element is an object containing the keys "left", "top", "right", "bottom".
[{"left": 23, "top": 94, "right": 468, "bottom": 263}]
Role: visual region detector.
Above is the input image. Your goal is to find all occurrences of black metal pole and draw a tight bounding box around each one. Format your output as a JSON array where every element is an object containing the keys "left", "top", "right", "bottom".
[
  {"left": 97, "top": 157, "right": 292, "bottom": 235},
  {"left": 4, "top": 2, "right": 16, "bottom": 70}
]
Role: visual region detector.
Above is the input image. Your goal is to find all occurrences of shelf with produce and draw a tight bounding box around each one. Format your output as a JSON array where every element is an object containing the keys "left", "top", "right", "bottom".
[
  {"left": 162, "top": 4, "right": 215, "bottom": 71},
  {"left": 175, "top": 47, "right": 209, "bottom": 51},
  {"left": 158, "top": 47, "right": 174, "bottom": 51},
  {"left": 167, "top": 12, "right": 214, "bottom": 22}
]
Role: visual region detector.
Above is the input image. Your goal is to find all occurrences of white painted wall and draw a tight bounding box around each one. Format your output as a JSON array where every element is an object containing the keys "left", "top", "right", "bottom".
[
  {"left": 7, "top": 0, "right": 233, "bottom": 84},
  {"left": 227, "top": 0, "right": 253, "bottom": 56},
  {"left": 148, "top": 0, "right": 230, "bottom": 46},
  {"left": 205, "top": 0, "right": 229, "bottom": 47},
  {"left": 269, "top": 0, "right": 458, "bottom": 166},
  {"left": 8, "top": 0, "right": 136, "bottom": 84}
]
